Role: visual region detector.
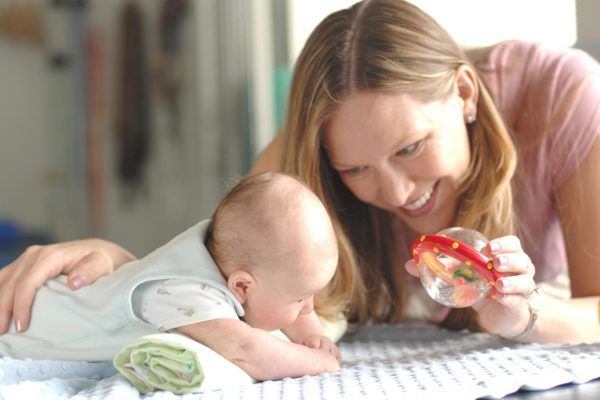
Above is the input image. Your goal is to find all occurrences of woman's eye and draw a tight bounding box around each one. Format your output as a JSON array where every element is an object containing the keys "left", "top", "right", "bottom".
[
  {"left": 341, "top": 166, "right": 367, "bottom": 176},
  {"left": 397, "top": 140, "right": 423, "bottom": 156}
]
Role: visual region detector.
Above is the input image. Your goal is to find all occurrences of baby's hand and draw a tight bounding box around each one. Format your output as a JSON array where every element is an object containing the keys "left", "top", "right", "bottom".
[{"left": 302, "top": 334, "right": 342, "bottom": 362}]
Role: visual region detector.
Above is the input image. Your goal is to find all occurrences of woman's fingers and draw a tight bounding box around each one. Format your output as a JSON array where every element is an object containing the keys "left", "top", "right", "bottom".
[
  {"left": 0, "top": 239, "right": 127, "bottom": 335},
  {"left": 486, "top": 235, "right": 523, "bottom": 255},
  {"left": 66, "top": 251, "right": 114, "bottom": 290},
  {"left": 492, "top": 252, "right": 535, "bottom": 276},
  {"left": 12, "top": 282, "right": 37, "bottom": 332},
  {"left": 0, "top": 247, "right": 42, "bottom": 333},
  {"left": 9, "top": 245, "right": 63, "bottom": 333},
  {"left": 0, "top": 275, "right": 15, "bottom": 333},
  {"left": 496, "top": 274, "right": 537, "bottom": 296},
  {"left": 486, "top": 235, "right": 536, "bottom": 278},
  {"left": 404, "top": 259, "right": 419, "bottom": 277},
  {"left": 468, "top": 235, "right": 540, "bottom": 339}
]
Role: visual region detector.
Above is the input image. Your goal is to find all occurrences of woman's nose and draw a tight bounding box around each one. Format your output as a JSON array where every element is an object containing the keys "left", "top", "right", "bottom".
[{"left": 377, "top": 167, "right": 411, "bottom": 208}]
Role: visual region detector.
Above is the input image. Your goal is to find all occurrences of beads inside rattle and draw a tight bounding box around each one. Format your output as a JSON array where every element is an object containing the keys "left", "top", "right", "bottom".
[{"left": 411, "top": 227, "right": 503, "bottom": 308}]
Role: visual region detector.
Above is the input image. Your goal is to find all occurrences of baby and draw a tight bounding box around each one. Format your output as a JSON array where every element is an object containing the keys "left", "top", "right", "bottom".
[{"left": 0, "top": 172, "right": 340, "bottom": 380}]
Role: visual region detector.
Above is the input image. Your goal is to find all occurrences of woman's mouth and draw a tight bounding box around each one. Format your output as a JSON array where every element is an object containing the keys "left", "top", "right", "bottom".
[{"left": 399, "top": 182, "right": 438, "bottom": 217}]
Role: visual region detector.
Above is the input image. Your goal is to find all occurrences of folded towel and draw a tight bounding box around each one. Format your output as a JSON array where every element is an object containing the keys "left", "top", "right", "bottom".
[{"left": 113, "top": 333, "right": 254, "bottom": 394}]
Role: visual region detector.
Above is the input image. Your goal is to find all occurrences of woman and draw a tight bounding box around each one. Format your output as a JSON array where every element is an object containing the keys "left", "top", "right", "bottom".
[{"left": 1, "top": 0, "right": 599, "bottom": 342}]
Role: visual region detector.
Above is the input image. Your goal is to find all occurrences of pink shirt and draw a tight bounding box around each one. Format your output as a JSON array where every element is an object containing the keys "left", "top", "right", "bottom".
[
  {"left": 395, "top": 41, "right": 600, "bottom": 321},
  {"left": 476, "top": 40, "right": 600, "bottom": 282},
  {"left": 396, "top": 41, "right": 600, "bottom": 288}
]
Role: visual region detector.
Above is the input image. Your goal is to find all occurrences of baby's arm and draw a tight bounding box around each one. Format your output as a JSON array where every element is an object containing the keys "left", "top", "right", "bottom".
[
  {"left": 177, "top": 318, "right": 340, "bottom": 381},
  {"left": 283, "top": 311, "right": 341, "bottom": 362}
]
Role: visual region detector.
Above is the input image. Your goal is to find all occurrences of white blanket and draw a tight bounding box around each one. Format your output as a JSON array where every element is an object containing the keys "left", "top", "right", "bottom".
[{"left": 1, "top": 323, "right": 599, "bottom": 399}]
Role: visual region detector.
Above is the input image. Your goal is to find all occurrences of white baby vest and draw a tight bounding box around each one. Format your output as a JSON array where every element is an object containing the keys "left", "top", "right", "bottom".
[{"left": 0, "top": 220, "right": 243, "bottom": 361}]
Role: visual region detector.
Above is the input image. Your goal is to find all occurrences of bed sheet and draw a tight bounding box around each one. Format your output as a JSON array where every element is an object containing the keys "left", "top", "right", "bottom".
[{"left": 1, "top": 323, "right": 599, "bottom": 399}]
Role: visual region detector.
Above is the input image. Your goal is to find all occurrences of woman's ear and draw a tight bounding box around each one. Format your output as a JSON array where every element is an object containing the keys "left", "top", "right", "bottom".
[
  {"left": 455, "top": 65, "right": 479, "bottom": 122},
  {"left": 227, "top": 270, "right": 256, "bottom": 304}
]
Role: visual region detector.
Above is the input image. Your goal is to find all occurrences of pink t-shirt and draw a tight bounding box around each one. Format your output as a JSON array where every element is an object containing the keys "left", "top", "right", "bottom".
[
  {"left": 476, "top": 40, "right": 600, "bottom": 282},
  {"left": 395, "top": 41, "right": 600, "bottom": 288},
  {"left": 395, "top": 41, "right": 600, "bottom": 321}
]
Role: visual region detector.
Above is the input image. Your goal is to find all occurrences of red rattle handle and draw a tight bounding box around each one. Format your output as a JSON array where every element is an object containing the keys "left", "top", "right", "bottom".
[{"left": 411, "top": 234, "right": 504, "bottom": 290}]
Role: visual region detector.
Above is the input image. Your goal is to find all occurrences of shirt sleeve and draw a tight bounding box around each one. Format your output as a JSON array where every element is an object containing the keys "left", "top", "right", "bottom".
[
  {"left": 518, "top": 43, "right": 600, "bottom": 189},
  {"left": 547, "top": 49, "right": 600, "bottom": 188},
  {"left": 136, "top": 278, "right": 241, "bottom": 331},
  {"left": 477, "top": 41, "right": 600, "bottom": 189}
]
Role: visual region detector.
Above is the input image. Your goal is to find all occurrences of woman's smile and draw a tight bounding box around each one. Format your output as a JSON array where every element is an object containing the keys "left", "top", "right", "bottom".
[{"left": 399, "top": 181, "right": 438, "bottom": 216}]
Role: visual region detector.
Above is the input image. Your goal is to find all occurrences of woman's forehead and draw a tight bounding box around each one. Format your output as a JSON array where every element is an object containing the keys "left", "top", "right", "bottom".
[
  {"left": 324, "top": 92, "right": 442, "bottom": 160},
  {"left": 328, "top": 91, "right": 439, "bottom": 133}
]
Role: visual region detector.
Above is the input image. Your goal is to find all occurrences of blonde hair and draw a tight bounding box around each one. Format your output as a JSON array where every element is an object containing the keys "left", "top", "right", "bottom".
[{"left": 281, "top": 0, "right": 517, "bottom": 325}]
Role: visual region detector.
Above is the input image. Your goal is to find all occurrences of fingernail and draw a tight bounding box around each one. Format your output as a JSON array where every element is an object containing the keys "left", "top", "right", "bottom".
[
  {"left": 70, "top": 274, "right": 86, "bottom": 289},
  {"left": 15, "top": 318, "right": 21, "bottom": 333},
  {"left": 490, "top": 242, "right": 501, "bottom": 252},
  {"left": 497, "top": 278, "right": 510, "bottom": 291},
  {"left": 495, "top": 256, "right": 508, "bottom": 271}
]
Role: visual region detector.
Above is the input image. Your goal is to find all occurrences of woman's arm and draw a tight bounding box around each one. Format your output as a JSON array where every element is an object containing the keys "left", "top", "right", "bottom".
[
  {"left": 543, "top": 131, "right": 600, "bottom": 342},
  {"left": 474, "top": 133, "right": 600, "bottom": 343},
  {"left": 485, "top": 45, "right": 600, "bottom": 343},
  {"left": 0, "top": 239, "right": 135, "bottom": 333},
  {"left": 556, "top": 133, "right": 600, "bottom": 297}
]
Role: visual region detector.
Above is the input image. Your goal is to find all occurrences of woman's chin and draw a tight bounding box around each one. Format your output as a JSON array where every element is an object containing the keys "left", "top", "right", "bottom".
[{"left": 395, "top": 210, "right": 454, "bottom": 236}]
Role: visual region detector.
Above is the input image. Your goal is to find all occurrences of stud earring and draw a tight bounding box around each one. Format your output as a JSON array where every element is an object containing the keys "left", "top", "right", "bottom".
[{"left": 466, "top": 115, "right": 476, "bottom": 124}]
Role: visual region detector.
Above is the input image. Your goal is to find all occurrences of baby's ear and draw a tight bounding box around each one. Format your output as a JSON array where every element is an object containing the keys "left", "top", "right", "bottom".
[{"left": 227, "top": 270, "right": 256, "bottom": 304}]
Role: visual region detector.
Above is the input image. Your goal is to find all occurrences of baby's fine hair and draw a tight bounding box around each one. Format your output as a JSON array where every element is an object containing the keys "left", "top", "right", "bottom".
[{"left": 204, "top": 171, "right": 314, "bottom": 273}]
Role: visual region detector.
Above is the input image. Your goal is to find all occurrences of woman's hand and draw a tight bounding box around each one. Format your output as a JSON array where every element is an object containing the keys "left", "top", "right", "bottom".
[
  {"left": 405, "top": 235, "right": 537, "bottom": 339},
  {"left": 472, "top": 235, "right": 537, "bottom": 339},
  {"left": 0, "top": 239, "right": 135, "bottom": 334}
]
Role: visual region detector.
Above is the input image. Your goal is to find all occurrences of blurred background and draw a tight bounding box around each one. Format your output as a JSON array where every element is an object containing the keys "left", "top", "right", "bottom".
[{"left": 0, "top": 0, "right": 597, "bottom": 263}]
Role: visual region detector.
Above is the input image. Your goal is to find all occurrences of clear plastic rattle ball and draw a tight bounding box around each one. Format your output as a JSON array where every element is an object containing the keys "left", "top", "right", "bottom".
[{"left": 414, "top": 227, "right": 493, "bottom": 308}]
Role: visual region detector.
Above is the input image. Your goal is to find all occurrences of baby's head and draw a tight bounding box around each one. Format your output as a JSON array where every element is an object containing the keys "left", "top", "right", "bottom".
[{"left": 205, "top": 172, "right": 338, "bottom": 331}]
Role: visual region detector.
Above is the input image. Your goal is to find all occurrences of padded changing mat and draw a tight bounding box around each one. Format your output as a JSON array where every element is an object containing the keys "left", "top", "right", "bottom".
[{"left": 1, "top": 323, "right": 599, "bottom": 399}]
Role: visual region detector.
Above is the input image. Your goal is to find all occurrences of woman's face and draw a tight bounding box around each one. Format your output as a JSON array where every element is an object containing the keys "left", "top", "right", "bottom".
[{"left": 324, "top": 90, "right": 471, "bottom": 235}]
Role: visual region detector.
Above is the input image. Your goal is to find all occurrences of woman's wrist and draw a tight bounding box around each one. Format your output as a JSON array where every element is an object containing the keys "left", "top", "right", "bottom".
[
  {"left": 504, "top": 300, "right": 539, "bottom": 342},
  {"left": 510, "top": 293, "right": 600, "bottom": 343},
  {"left": 502, "top": 287, "right": 541, "bottom": 342}
]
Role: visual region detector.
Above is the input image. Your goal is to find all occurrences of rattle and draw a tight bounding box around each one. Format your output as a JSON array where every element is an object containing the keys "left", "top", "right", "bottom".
[{"left": 411, "top": 227, "right": 504, "bottom": 308}]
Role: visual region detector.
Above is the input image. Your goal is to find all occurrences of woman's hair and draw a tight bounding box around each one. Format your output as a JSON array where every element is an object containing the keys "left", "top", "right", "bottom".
[{"left": 281, "top": 0, "right": 517, "bottom": 325}]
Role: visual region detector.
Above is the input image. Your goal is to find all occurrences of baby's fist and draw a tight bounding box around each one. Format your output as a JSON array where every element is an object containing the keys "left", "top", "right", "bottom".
[{"left": 302, "top": 334, "right": 342, "bottom": 362}]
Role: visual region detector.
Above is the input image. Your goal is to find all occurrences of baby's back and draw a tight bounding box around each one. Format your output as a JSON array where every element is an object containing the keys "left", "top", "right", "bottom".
[
  {"left": 0, "top": 271, "right": 157, "bottom": 361},
  {"left": 0, "top": 221, "right": 223, "bottom": 361}
]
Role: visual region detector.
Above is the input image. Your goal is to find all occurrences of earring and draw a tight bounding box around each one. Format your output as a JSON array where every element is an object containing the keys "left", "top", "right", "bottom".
[{"left": 466, "top": 115, "right": 476, "bottom": 124}]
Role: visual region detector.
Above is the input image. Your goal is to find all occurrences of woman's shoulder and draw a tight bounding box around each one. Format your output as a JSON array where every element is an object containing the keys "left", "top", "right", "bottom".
[
  {"left": 497, "top": 41, "right": 600, "bottom": 187},
  {"left": 473, "top": 40, "right": 599, "bottom": 81},
  {"left": 474, "top": 40, "right": 600, "bottom": 136}
]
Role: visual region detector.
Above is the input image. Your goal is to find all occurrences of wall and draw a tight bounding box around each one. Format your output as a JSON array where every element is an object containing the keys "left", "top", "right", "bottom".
[
  {"left": 89, "top": 0, "right": 255, "bottom": 256},
  {"left": 0, "top": 0, "right": 256, "bottom": 257},
  {"left": 0, "top": 40, "right": 47, "bottom": 229},
  {"left": 287, "top": 0, "right": 577, "bottom": 64},
  {"left": 575, "top": 0, "right": 600, "bottom": 60}
]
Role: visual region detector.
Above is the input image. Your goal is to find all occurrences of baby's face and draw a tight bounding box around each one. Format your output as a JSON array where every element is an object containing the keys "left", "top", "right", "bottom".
[
  {"left": 241, "top": 246, "right": 338, "bottom": 331},
  {"left": 235, "top": 178, "right": 339, "bottom": 331}
]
